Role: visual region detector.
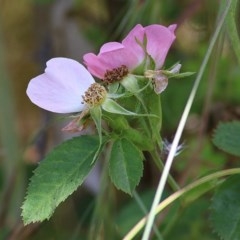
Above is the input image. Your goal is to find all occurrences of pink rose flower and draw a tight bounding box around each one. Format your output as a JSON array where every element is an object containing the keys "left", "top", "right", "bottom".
[
  {"left": 83, "top": 24, "right": 177, "bottom": 81},
  {"left": 26, "top": 57, "right": 134, "bottom": 118},
  {"left": 26, "top": 58, "right": 95, "bottom": 113}
]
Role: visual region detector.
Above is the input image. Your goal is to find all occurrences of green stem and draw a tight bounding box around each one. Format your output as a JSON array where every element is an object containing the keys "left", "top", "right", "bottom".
[
  {"left": 150, "top": 150, "right": 179, "bottom": 192},
  {"left": 123, "top": 168, "right": 240, "bottom": 240},
  {"left": 88, "top": 144, "right": 115, "bottom": 240},
  {"left": 133, "top": 191, "right": 163, "bottom": 240}
]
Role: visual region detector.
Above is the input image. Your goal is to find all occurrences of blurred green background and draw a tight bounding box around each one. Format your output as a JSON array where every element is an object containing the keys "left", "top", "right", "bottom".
[{"left": 0, "top": 0, "right": 239, "bottom": 239}]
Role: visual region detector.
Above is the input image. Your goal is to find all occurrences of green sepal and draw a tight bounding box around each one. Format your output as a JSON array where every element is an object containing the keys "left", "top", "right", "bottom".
[
  {"left": 140, "top": 86, "right": 162, "bottom": 146},
  {"left": 107, "top": 92, "right": 133, "bottom": 99},
  {"left": 121, "top": 75, "right": 140, "bottom": 93},
  {"left": 107, "top": 81, "right": 151, "bottom": 99},
  {"left": 161, "top": 63, "right": 194, "bottom": 79},
  {"left": 108, "top": 82, "right": 120, "bottom": 94},
  {"left": 146, "top": 54, "right": 156, "bottom": 70},
  {"left": 162, "top": 71, "right": 195, "bottom": 79},
  {"left": 90, "top": 106, "right": 103, "bottom": 163},
  {"left": 102, "top": 98, "right": 159, "bottom": 119},
  {"left": 102, "top": 98, "right": 138, "bottom": 116}
]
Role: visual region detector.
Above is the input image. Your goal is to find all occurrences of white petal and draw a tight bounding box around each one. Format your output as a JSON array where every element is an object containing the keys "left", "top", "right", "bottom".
[{"left": 26, "top": 58, "right": 95, "bottom": 113}]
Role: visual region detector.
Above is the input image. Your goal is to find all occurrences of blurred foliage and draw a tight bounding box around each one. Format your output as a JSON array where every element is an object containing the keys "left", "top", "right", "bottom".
[
  {"left": 163, "top": 198, "right": 216, "bottom": 240},
  {"left": 213, "top": 121, "right": 240, "bottom": 157},
  {"left": 0, "top": 0, "right": 240, "bottom": 239},
  {"left": 210, "top": 175, "right": 240, "bottom": 240}
]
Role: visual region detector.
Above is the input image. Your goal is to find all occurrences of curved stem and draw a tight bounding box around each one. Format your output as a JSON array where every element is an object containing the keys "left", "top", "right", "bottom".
[{"left": 123, "top": 168, "right": 240, "bottom": 240}]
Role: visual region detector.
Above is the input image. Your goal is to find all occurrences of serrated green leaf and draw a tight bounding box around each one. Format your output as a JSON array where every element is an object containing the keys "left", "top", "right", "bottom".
[
  {"left": 22, "top": 135, "right": 100, "bottom": 224},
  {"left": 212, "top": 121, "right": 240, "bottom": 157},
  {"left": 109, "top": 138, "right": 143, "bottom": 195},
  {"left": 210, "top": 175, "right": 240, "bottom": 240}
]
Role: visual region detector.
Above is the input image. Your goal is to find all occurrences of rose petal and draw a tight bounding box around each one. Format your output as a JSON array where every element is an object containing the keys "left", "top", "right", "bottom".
[
  {"left": 99, "top": 42, "right": 124, "bottom": 53},
  {"left": 145, "top": 24, "right": 176, "bottom": 69},
  {"left": 84, "top": 43, "right": 126, "bottom": 78},
  {"left": 83, "top": 53, "right": 107, "bottom": 79},
  {"left": 84, "top": 46, "right": 139, "bottom": 79},
  {"left": 122, "top": 24, "right": 146, "bottom": 64},
  {"left": 26, "top": 58, "right": 94, "bottom": 113},
  {"left": 168, "top": 24, "right": 177, "bottom": 33},
  {"left": 84, "top": 23, "right": 177, "bottom": 78}
]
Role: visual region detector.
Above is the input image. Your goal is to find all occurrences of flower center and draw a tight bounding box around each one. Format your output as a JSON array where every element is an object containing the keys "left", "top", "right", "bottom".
[
  {"left": 103, "top": 65, "right": 129, "bottom": 83},
  {"left": 83, "top": 83, "right": 107, "bottom": 107}
]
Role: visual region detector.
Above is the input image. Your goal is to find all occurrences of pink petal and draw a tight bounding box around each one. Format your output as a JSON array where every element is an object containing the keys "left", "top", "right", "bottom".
[
  {"left": 99, "top": 42, "right": 124, "bottom": 53},
  {"left": 83, "top": 53, "right": 106, "bottom": 79},
  {"left": 145, "top": 24, "right": 176, "bottom": 69},
  {"left": 84, "top": 46, "right": 139, "bottom": 79},
  {"left": 168, "top": 24, "right": 177, "bottom": 32},
  {"left": 84, "top": 42, "right": 125, "bottom": 77},
  {"left": 122, "top": 24, "right": 146, "bottom": 64},
  {"left": 26, "top": 57, "right": 95, "bottom": 113}
]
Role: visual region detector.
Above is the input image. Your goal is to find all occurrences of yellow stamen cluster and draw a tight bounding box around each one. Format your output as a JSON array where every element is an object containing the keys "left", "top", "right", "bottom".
[
  {"left": 82, "top": 83, "right": 107, "bottom": 107},
  {"left": 103, "top": 65, "right": 129, "bottom": 83}
]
